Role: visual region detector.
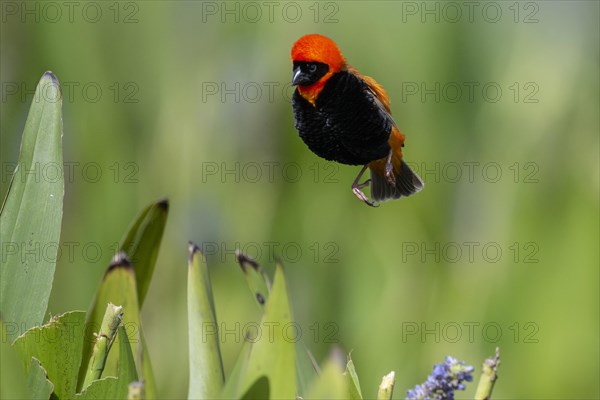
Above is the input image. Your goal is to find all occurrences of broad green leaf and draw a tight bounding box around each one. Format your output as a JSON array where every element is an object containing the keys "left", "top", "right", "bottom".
[
  {"left": 76, "top": 377, "right": 120, "bottom": 400},
  {"left": 305, "top": 358, "right": 349, "bottom": 400},
  {"left": 117, "top": 325, "right": 139, "bottom": 395},
  {"left": 241, "top": 376, "right": 269, "bottom": 399},
  {"left": 219, "top": 339, "right": 252, "bottom": 399},
  {"left": 188, "top": 243, "right": 224, "bottom": 399},
  {"left": 118, "top": 199, "right": 168, "bottom": 306},
  {"left": 295, "top": 342, "right": 319, "bottom": 397},
  {"left": 77, "top": 255, "right": 156, "bottom": 398},
  {"left": 13, "top": 311, "right": 86, "bottom": 400},
  {"left": 139, "top": 331, "right": 157, "bottom": 398},
  {"left": 27, "top": 358, "right": 54, "bottom": 400},
  {"left": 235, "top": 253, "right": 316, "bottom": 397},
  {"left": 236, "top": 251, "right": 270, "bottom": 309},
  {"left": 345, "top": 358, "right": 363, "bottom": 400},
  {"left": 226, "top": 263, "right": 296, "bottom": 399},
  {"left": 0, "top": 71, "right": 64, "bottom": 342},
  {"left": 1, "top": 321, "right": 28, "bottom": 399}
]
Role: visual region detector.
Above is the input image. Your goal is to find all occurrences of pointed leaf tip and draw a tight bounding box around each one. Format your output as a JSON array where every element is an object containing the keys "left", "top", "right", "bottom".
[
  {"left": 236, "top": 250, "right": 260, "bottom": 273},
  {"left": 42, "top": 71, "right": 58, "bottom": 83},
  {"left": 106, "top": 251, "right": 132, "bottom": 272},
  {"left": 156, "top": 198, "right": 169, "bottom": 211},
  {"left": 188, "top": 241, "right": 203, "bottom": 263}
]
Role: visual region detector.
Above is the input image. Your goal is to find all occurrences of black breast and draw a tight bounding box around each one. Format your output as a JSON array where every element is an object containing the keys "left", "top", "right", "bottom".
[{"left": 292, "top": 71, "right": 393, "bottom": 165}]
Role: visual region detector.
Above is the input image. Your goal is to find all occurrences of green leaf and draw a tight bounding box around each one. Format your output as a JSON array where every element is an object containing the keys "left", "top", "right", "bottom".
[
  {"left": 0, "top": 71, "right": 64, "bottom": 342},
  {"left": 119, "top": 199, "right": 168, "bottom": 306},
  {"left": 117, "top": 325, "right": 139, "bottom": 395},
  {"left": 1, "top": 322, "right": 28, "bottom": 399},
  {"left": 295, "top": 342, "right": 320, "bottom": 397},
  {"left": 13, "top": 311, "right": 86, "bottom": 400},
  {"left": 27, "top": 358, "right": 54, "bottom": 400},
  {"left": 76, "top": 377, "right": 120, "bottom": 400},
  {"left": 187, "top": 243, "right": 224, "bottom": 399},
  {"left": 221, "top": 263, "right": 296, "bottom": 399},
  {"left": 305, "top": 358, "right": 349, "bottom": 400},
  {"left": 236, "top": 251, "right": 270, "bottom": 309},
  {"left": 234, "top": 253, "right": 317, "bottom": 397},
  {"left": 76, "top": 327, "right": 138, "bottom": 400},
  {"left": 77, "top": 254, "right": 156, "bottom": 398},
  {"left": 218, "top": 339, "right": 253, "bottom": 399},
  {"left": 345, "top": 358, "right": 363, "bottom": 400}
]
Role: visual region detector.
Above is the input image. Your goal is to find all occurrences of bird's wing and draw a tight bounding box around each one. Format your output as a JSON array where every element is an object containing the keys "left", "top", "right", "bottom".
[{"left": 348, "top": 67, "right": 397, "bottom": 128}]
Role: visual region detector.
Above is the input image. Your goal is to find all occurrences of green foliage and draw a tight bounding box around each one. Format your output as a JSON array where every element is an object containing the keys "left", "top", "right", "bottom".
[
  {"left": 1, "top": 71, "right": 505, "bottom": 400},
  {"left": 345, "top": 358, "right": 363, "bottom": 400},
  {"left": 118, "top": 199, "right": 169, "bottom": 306},
  {"left": 77, "top": 199, "right": 168, "bottom": 397},
  {"left": 187, "top": 243, "right": 224, "bottom": 399},
  {"left": 305, "top": 358, "right": 349, "bottom": 399},
  {"left": 220, "top": 263, "right": 297, "bottom": 399},
  {"left": 13, "top": 311, "right": 86, "bottom": 400},
  {"left": 0, "top": 72, "right": 64, "bottom": 342},
  {"left": 1, "top": 77, "right": 153, "bottom": 399},
  {"left": 26, "top": 358, "right": 55, "bottom": 400},
  {"left": 76, "top": 326, "right": 139, "bottom": 400},
  {"left": 2, "top": 5, "right": 598, "bottom": 398}
]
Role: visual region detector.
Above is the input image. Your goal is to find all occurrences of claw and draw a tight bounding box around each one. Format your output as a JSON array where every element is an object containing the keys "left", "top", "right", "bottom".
[
  {"left": 351, "top": 164, "right": 379, "bottom": 207},
  {"left": 352, "top": 186, "right": 379, "bottom": 207}
]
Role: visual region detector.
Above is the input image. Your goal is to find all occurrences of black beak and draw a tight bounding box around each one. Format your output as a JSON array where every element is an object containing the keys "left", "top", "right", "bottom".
[{"left": 292, "top": 66, "right": 310, "bottom": 86}]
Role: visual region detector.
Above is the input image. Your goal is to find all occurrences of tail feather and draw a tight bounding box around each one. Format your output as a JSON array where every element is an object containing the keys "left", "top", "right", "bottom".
[{"left": 370, "top": 161, "right": 424, "bottom": 202}]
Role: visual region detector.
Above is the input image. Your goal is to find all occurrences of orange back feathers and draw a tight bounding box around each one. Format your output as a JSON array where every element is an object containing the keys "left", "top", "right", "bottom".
[{"left": 291, "top": 34, "right": 346, "bottom": 72}]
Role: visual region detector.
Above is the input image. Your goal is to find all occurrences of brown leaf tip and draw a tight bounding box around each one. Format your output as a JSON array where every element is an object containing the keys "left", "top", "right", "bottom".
[
  {"left": 188, "top": 241, "right": 202, "bottom": 264},
  {"left": 156, "top": 198, "right": 169, "bottom": 211},
  {"left": 106, "top": 251, "right": 132, "bottom": 273},
  {"left": 236, "top": 249, "right": 259, "bottom": 273}
]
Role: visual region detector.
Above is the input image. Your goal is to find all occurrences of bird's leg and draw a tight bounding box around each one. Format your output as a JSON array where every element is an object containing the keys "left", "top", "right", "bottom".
[
  {"left": 352, "top": 164, "right": 378, "bottom": 207},
  {"left": 384, "top": 150, "right": 396, "bottom": 186}
]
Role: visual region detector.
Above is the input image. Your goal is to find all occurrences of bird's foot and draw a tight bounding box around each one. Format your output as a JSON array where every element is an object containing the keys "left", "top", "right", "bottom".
[{"left": 352, "top": 164, "right": 379, "bottom": 207}]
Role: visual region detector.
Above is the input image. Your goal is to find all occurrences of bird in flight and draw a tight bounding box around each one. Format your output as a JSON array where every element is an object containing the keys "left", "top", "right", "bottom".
[{"left": 290, "top": 34, "right": 424, "bottom": 206}]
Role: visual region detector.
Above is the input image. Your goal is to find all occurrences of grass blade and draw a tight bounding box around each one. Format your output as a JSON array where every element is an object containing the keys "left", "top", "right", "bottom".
[
  {"left": 0, "top": 71, "right": 64, "bottom": 342},
  {"left": 235, "top": 263, "right": 296, "bottom": 399},
  {"left": 77, "top": 254, "right": 156, "bottom": 398},
  {"left": 345, "top": 358, "right": 363, "bottom": 400},
  {"left": 236, "top": 250, "right": 270, "bottom": 309},
  {"left": 305, "top": 357, "right": 349, "bottom": 400},
  {"left": 119, "top": 199, "right": 168, "bottom": 306},
  {"left": 187, "top": 243, "right": 224, "bottom": 399}
]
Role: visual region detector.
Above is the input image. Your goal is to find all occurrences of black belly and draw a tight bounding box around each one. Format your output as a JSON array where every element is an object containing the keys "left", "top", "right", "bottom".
[{"left": 292, "top": 71, "right": 392, "bottom": 165}]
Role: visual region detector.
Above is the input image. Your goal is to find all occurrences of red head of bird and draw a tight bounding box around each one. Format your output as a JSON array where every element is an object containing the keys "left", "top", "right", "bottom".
[{"left": 291, "top": 34, "right": 347, "bottom": 104}]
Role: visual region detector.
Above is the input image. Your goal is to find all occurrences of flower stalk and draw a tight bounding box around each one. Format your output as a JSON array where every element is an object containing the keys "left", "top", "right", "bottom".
[
  {"left": 474, "top": 348, "right": 501, "bottom": 400},
  {"left": 82, "top": 303, "right": 123, "bottom": 389}
]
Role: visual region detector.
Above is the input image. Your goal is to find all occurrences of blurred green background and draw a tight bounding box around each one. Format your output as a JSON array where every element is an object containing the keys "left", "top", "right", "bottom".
[{"left": 1, "top": 1, "right": 598, "bottom": 398}]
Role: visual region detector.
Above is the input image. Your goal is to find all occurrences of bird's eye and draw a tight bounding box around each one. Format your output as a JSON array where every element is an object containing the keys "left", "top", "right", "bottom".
[{"left": 308, "top": 64, "right": 318, "bottom": 73}]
